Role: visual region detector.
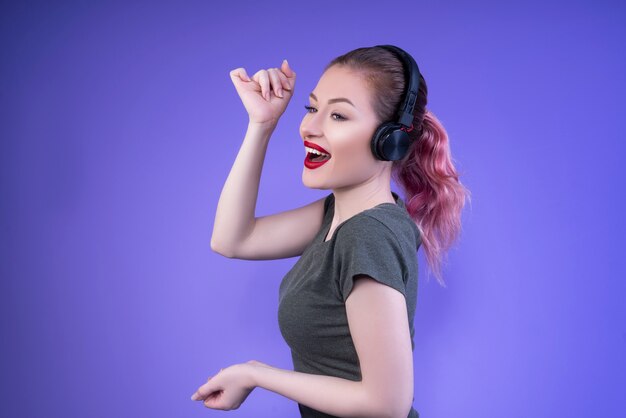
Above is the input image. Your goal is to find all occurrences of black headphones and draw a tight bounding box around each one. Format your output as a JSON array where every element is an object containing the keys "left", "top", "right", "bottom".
[{"left": 370, "top": 44, "right": 422, "bottom": 161}]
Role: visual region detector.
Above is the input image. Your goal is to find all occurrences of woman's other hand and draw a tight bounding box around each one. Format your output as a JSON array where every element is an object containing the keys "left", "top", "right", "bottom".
[
  {"left": 229, "top": 59, "right": 296, "bottom": 126},
  {"left": 190, "top": 363, "right": 257, "bottom": 410}
]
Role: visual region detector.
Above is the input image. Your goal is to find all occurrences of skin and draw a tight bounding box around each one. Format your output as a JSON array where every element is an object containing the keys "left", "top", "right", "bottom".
[
  {"left": 301, "top": 64, "right": 398, "bottom": 239},
  {"left": 194, "top": 60, "right": 414, "bottom": 418}
]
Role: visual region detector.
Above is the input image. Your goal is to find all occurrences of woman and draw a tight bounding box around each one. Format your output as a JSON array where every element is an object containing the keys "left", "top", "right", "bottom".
[{"left": 191, "top": 45, "right": 469, "bottom": 417}]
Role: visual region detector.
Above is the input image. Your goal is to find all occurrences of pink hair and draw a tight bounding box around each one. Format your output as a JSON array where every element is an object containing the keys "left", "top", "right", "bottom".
[
  {"left": 326, "top": 46, "right": 471, "bottom": 286},
  {"left": 392, "top": 110, "right": 470, "bottom": 286}
]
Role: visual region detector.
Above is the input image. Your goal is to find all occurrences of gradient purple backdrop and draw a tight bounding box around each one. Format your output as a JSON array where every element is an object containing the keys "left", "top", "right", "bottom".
[{"left": 1, "top": 1, "right": 625, "bottom": 417}]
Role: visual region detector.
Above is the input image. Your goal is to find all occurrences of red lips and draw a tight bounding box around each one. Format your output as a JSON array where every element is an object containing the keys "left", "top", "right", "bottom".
[
  {"left": 303, "top": 141, "right": 331, "bottom": 169},
  {"left": 304, "top": 141, "right": 331, "bottom": 155}
]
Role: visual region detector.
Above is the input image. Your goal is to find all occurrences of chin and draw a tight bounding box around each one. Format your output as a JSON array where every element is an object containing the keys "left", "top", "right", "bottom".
[{"left": 302, "top": 171, "right": 326, "bottom": 190}]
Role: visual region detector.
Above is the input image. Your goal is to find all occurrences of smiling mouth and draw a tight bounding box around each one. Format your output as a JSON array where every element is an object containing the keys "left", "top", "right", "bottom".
[{"left": 305, "top": 146, "right": 331, "bottom": 162}]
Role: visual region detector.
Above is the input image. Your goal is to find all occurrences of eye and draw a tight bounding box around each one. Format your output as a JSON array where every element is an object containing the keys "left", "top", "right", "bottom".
[{"left": 304, "top": 105, "right": 347, "bottom": 121}]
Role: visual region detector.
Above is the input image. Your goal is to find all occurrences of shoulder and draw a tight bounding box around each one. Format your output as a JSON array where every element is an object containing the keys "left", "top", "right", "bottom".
[
  {"left": 332, "top": 211, "right": 415, "bottom": 301},
  {"left": 346, "top": 205, "right": 421, "bottom": 251},
  {"left": 337, "top": 212, "right": 399, "bottom": 245}
]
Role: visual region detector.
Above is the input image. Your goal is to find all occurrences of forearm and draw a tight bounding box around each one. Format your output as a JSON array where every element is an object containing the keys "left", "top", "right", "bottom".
[
  {"left": 250, "top": 364, "right": 392, "bottom": 418},
  {"left": 210, "top": 120, "right": 277, "bottom": 255}
]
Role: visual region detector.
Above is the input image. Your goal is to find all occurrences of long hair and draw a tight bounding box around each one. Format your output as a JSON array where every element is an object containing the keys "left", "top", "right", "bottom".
[{"left": 325, "top": 46, "right": 471, "bottom": 286}]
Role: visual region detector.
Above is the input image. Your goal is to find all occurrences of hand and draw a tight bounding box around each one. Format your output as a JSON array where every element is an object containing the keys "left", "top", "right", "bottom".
[
  {"left": 190, "top": 363, "right": 256, "bottom": 410},
  {"left": 229, "top": 59, "right": 296, "bottom": 126}
]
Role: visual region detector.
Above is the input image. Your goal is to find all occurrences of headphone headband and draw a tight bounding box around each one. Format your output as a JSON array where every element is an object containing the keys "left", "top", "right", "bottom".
[{"left": 375, "top": 45, "right": 421, "bottom": 127}]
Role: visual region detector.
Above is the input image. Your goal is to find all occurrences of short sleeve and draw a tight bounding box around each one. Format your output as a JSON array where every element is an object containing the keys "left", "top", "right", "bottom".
[{"left": 334, "top": 215, "right": 408, "bottom": 302}]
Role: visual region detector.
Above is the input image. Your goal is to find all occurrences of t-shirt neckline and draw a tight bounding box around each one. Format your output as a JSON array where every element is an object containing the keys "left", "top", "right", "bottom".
[{"left": 321, "top": 192, "right": 404, "bottom": 244}]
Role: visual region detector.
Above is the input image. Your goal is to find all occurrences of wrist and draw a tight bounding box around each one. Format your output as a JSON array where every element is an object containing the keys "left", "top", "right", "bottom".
[
  {"left": 248, "top": 119, "right": 278, "bottom": 131},
  {"left": 245, "top": 360, "right": 274, "bottom": 388}
]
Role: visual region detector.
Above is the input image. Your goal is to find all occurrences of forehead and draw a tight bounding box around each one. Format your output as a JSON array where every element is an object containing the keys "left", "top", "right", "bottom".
[{"left": 312, "top": 65, "right": 373, "bottom": 110}]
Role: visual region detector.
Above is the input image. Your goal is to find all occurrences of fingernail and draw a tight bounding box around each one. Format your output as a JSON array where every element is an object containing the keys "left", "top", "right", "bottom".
[
  {"left": 191, "top": 393, "right": 197, "bottom": 400},
  {"left": 278, "top": 89, "right": 283, "bottom": 98}
]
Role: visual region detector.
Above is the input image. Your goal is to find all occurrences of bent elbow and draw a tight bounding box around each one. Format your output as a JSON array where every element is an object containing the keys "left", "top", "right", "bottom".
[
  {"left": 368, "top": 392, "right": 413, "bottom": 418},
  {"left": 377, "top": 407, "right": 410, "bottom": 418},
  {"left": 210, "top": 238, "right": 237, "bottom": 258},
  {"left": 389, "top": 391, "right": 414, "bottom": 418},
  {"left": 394, "top": 404, "right": 413, "bottom": 418},
  {"left": 379, "top": 406, "right": 412, "bottom": 418}
]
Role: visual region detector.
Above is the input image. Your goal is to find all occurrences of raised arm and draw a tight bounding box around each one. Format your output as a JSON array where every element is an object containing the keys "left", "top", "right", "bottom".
[{"left": 211, "top": 60, "right": 325, "bottom": 260}]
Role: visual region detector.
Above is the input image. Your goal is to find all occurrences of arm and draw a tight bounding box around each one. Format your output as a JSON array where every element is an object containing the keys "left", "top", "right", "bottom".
[
  {"left": 210, "top": 120, "right": 327, "bottom": 260},
  {"left": 212, "top": 61, "right": 327, "bottom": 260},
  {"left": 192, "top": 275, "right": 414, "bottom": 418},
  {"left": 210, "top": 120, "right": 275, "bottom": 256}
]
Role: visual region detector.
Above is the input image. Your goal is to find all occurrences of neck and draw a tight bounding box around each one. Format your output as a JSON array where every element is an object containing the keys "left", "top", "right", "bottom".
[{"left": 331, "top": 170, "right": 396, "bottom": 225}]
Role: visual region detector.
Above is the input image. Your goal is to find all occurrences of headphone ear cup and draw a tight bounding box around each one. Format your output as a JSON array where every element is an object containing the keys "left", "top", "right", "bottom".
[
  {"left": 384, "top": 128, "right": 411, "bottom": 161},
  {"left": 371, "top": 123, "right": 395, "bottom": 161},
  {"left": 371, "top": 123, "right": 411, "bottom": 161}
]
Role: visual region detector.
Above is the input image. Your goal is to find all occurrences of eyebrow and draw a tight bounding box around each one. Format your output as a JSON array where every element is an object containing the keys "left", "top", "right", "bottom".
[{"left": 309, "top": 93, "right": 355, "bottom": 108}]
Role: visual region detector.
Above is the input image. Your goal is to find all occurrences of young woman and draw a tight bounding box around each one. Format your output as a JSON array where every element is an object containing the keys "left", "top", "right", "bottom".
[{"left": 191, "top": 45, "right": 469, "bottom": 418}]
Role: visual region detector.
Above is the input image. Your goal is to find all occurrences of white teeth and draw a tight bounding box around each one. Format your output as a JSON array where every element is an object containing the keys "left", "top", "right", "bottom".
[{"left": 305, "top": 146, "right": 330, "bottom": 156}]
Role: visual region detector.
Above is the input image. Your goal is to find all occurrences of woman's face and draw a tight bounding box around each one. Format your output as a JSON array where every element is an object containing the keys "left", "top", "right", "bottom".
[{"left": 300, "top": 65, "right": 386, "bottom": 190}]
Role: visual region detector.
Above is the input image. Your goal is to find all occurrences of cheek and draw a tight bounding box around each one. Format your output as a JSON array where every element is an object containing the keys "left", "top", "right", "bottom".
[{"left": 331, "top": 136, "right": 375, "bottom": 172}]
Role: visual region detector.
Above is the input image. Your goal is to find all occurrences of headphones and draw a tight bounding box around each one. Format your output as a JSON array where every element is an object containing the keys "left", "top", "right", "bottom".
[{"left": 370, "top": 44, "right": 422, "bottom": 161}]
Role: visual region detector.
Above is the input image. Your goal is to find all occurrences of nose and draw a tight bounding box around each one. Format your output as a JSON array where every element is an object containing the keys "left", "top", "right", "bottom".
[{"left": 300, "top": 112, "right": 322, "bottom": 140}]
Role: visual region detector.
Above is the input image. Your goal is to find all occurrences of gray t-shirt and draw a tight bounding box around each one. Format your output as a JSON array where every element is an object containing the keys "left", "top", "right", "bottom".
[{"left": 278, "top": 191, "right": 421, "bottom": 418}]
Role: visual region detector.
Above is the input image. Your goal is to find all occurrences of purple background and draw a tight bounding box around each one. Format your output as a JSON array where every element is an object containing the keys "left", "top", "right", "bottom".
[{"left": 1, "top": 1, "right": 625, "bottom": 417}]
